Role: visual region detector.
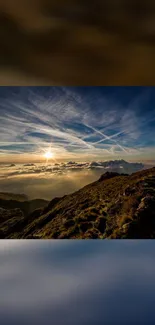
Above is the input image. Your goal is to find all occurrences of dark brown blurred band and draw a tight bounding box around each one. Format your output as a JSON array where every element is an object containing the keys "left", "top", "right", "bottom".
[{"left": 0, "top": 0, "right": 155, "bottom": 85}]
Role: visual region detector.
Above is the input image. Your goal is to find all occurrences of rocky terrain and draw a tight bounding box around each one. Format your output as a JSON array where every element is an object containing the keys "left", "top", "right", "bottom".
[{"left": 0, "top": 167, "right": 155, "bottom": 239}]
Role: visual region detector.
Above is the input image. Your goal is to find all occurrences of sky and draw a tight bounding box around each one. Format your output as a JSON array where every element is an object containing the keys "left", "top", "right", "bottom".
[
  {"left": 1, "top": 240, "right": 155, "bottom": 325},
  {"left": 0, "top": 86, "right": 155, "bottom": 163}
]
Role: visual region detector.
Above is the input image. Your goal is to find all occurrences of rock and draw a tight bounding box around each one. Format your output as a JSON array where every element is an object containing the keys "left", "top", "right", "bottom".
[
  {"left": 85, "top": 228, "right": 99, "bottom": 239},
  {"left": 123, "top": 185, "right": 136, "bottom": 196},
  {"left": 122, "top": 222, "right": 130, "bottom": 232},
  {"left": 137, "top": 195, "right": 155, "bottom": 212},
  {"left": 98, "top": 172, "right": 120, "bottom": 182}
]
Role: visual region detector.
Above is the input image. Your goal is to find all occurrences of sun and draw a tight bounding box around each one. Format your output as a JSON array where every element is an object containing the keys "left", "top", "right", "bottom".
[{"left": 43, "top": 150, "right": 54, "bottom": 160}]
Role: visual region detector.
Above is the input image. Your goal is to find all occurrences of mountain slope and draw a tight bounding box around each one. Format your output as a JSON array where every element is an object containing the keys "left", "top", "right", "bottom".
[
  {"left": 0, "top": 195, "right": 49, "bottom": 238},
  {"left": 0, "top": 167, "right": 155, "bottom": 239}
]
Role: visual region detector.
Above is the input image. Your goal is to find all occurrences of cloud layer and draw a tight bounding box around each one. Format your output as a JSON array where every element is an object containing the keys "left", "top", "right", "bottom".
[
  {"left": 0, "top": 159, "right": 147, "bottom": 200},
  {"left": 0, "top": 164, "right": 99, "bottom": 200},
  {"left": 0, "top": 160, "right": 145, "bottom": 178}
]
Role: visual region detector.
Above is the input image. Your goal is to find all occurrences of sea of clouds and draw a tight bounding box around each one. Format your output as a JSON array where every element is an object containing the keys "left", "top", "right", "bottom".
[
  {"left": 0, "top": 160, "right": 146, "bottom": 200},
  {"left": 0, "top": 159, "right": 145, "bottom": 178},
  {"left": 0, "top": 162, "right": 101, "bottom": 200}
]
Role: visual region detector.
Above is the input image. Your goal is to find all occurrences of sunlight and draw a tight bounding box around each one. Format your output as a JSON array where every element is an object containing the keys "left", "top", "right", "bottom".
[{"left": 43, "top": 150, "right": 54, "bottom": 160}]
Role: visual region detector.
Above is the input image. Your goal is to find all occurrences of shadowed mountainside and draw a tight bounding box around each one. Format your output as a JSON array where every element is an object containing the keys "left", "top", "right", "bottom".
[
  {"left": 0, "top": 192, "right": 49, "bottom": 216},
  {"left": 0, "top": 167, "right": 155, "bottom": 239},
  {"left": 0, "top": 194, "right": 49, "bottom": 238}
]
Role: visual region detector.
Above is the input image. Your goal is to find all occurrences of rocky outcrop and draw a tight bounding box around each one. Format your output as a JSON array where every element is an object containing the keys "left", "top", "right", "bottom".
[{"left": 98, "top": 172, "right": 121, "bottom": 182}]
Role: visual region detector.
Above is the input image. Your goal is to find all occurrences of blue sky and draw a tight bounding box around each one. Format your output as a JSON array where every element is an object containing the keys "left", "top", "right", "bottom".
[{"left": 0, "top": 86, "right": 155, "bottom": 162}]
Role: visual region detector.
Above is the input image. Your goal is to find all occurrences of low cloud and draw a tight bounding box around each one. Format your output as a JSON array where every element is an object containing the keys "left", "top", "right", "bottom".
[
  {"left": 0, "top": 160, "right": 144, "bottom": 178},
  {"left": 0, "top": 168, "right": 100, "bottom": 200},
  {"left": 0, "top": 160, "right": 146, "bottom": 200}
]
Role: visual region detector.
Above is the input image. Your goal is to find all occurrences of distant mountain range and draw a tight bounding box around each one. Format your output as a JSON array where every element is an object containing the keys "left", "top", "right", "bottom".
[
  {"left": 0, "top": 166, "right": 155, "bottom": 239},
  {"left": 88, "top": 159, "right": 144, "bottom": 174}
]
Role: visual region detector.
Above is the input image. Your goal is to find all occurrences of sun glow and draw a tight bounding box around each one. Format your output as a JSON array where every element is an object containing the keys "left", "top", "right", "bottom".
[{"left": 43, "top": 150, "right": 54, "bottom": 160}]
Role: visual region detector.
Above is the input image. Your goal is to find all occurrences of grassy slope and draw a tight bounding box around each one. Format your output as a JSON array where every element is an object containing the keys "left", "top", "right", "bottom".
[
  {"left": 0, "top": 167, "right": 155, "bottom": 239},
  {"left": 18, "top": 167, "right": 155, "bottom": 239}
]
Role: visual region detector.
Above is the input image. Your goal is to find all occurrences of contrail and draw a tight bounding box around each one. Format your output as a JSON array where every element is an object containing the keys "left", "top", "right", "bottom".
[
  {"left": 92, "top": 131, "right": 125, "bottom": 145},
  {"left": 84, "top": 124, "right": 129, "bottom": 154}
]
